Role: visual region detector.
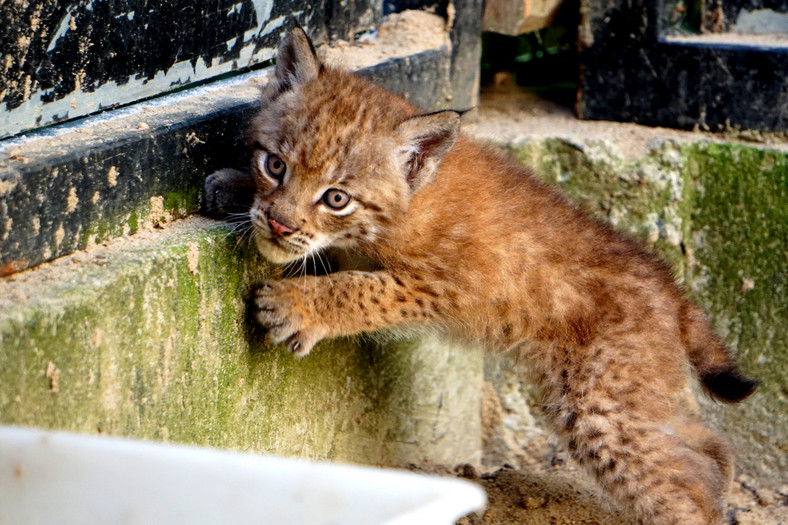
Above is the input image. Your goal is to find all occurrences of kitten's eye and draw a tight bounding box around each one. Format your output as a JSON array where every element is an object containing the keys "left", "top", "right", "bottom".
[
  {"left": 265, "top": 154, "right": 287, "bottom": 181},
  {"left": 322, "top": 188, "right": 351, "bottom": 210}
]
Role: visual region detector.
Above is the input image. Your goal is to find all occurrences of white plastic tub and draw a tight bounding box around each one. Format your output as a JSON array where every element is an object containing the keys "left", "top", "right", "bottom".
[{"left": 0, "top": 425, "right": 485, "bottom": 525}]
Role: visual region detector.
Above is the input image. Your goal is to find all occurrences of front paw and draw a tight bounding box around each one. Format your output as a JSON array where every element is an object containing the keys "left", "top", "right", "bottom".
[{"left": 254, "top": 280, "right": 323, "bottom": 357}]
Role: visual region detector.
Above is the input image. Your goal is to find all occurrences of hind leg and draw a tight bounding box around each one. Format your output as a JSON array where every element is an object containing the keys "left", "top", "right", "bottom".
[
  {"left": 671, "top": 416, "right": 734, "bottom": 505},
  {"left": 565, "top": 412, "right": 732, "bottom": 525},
  {"left": 541, "top": 341, "right": 732, "bottom": 524}
]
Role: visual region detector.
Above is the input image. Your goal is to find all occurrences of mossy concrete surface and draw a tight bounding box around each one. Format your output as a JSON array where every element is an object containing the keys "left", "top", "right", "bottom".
[
  {"left": 0, "top": 217, "right": 482, "bottom": 466},
  {"left": 683, "top": 143, "right": 787, "bottom": 482},
  {"left": 495, "top": 135, "right": 786, "bottom": 484}
]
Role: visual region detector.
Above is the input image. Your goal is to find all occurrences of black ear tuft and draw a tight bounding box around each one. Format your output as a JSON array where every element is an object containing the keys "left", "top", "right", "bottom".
[{"left": 273, "top": 27, "right": 321, "bottom": 94}]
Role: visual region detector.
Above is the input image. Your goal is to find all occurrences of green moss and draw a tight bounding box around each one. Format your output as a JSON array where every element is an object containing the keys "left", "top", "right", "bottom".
[
  {"left": 71, "top": 187, "right": 202, "bottom": 252},
  {"left": 164, "top": 187, "right": 201, "bottom": 217},
  {"left": 683, "top": 143, "right": 787, "bottom": 368},
  {"left": 0, "top": 219, "right": 481, "bottom": 465},
  {"left": 501, "top": 136, "right": 787, "bottom": 482},
  {"left": 682, "top": 143, "right": 787, "bottom": 478}
]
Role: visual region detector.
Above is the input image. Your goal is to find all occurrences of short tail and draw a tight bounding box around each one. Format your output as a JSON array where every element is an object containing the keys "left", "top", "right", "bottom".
[
  {"left": 700, "top": 367, "right": 760, "bottom": 403},
  {"left": 680, "top": 301, "right": 760, "bottom": 403}
]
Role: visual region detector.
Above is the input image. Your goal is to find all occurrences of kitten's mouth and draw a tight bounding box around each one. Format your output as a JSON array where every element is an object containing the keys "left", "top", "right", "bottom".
[
  {"left": 270, "top": 236, "right": 305, "bottom": 253},
  {"left": 249, "top": 213, "right": 308, "bottom": 263},
  {"left": 255, "top": 234, "right": 307, "bottom": 264}
]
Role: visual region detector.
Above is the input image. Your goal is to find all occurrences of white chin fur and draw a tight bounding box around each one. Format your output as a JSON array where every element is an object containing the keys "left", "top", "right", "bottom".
[{"left": 254, "top": 236, "right": 304, "bottom": 264}]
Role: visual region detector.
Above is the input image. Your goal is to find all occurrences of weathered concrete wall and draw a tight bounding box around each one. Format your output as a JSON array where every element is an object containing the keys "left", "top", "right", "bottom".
[
  {"left": 0, "top": 0, "right": 383, "bottom": 139},
  {"left": 0, "top": 218, "right": 482, "bottom": 465},
  {"left": 0, "top": 6, "right": 487, "bottom": 476},
  {"left": 684, "top": 143, "right": 787, "bottom": 483},
  {"left": 469, "top": 125, "right": 787, "bottom": 484}
]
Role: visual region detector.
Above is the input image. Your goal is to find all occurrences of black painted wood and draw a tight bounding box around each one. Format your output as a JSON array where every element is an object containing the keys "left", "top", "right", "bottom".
[
  {"left": 0, "top": 0, "right": 384, "bottom": 139},
  {"left": 578, "top": 0, "right": 788, "bottom": 132},
  {"left": 448, "top": 0, "right": 483, "bottom": 110}
]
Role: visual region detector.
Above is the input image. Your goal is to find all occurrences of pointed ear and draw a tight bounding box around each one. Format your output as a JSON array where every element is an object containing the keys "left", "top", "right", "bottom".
[
  {"left": 273, "top": 27, "right": 321, "bottom": 94},
  {"left": 395, "top": 110, "right": 460, "bottom": 192}
]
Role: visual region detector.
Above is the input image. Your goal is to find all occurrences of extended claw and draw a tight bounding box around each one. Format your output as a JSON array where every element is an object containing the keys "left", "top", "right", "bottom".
[{"left": 253, "top": 279, "right": 323, "bottom": 357}]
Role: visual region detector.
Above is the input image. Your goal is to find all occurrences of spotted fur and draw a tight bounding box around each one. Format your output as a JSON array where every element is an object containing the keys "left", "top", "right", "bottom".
[{"left": 214, "top": 28, "right": 759, "bottom": 525}]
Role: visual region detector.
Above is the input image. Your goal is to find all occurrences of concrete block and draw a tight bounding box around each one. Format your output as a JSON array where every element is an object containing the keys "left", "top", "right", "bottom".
[
  {"left": 682, "top": 142, "right": 787, "bottom": 483},
  {"left": 0, "top": 217, "right": 482, "bottom": 466}
]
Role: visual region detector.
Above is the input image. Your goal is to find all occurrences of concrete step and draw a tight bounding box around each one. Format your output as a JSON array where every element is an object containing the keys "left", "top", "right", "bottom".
[
  {"left": 0, "top": 216, "right": 482, "bottom": 465},
  {"left": 0, "top": 8, "right": 485, "bottom": 473}
]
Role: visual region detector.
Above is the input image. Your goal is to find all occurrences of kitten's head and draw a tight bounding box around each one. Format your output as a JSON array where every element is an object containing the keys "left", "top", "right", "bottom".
[{"left": 246, "top": 28, "right": 460, "bottom": 264}]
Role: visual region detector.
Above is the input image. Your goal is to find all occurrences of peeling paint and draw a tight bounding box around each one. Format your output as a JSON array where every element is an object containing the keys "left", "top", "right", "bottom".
[
  {"left": 1, "top": 218, "right": 11, "bottom": 241},
  {"left": 54, "top": 224, "right": 65, "bottom": 247},
  {"left": 107, "top": 166, "right": 118, "bottom": 187},
  {"left": 66, "top": 187, "right": 78, "bottom": 213},
  {"left": 0, "top": 177, "right": 18, "bottom": 197},
  {"left": 1, "top": 0, "right": 317, "bottom": 138}
]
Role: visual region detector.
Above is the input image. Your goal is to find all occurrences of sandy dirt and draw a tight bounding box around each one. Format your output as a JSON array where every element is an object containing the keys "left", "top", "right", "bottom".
[
  {"left": 455, "top": 453, "right": 788, "bottom": 524},
  {"left": 414, "top": 436, "right": 788, "bottom": 524},
  {"left": 320, "top": 10, "right": 450, "bottom": 70},
  {"left": 412, "top": 363, "right": 788, "bottom": 524}
]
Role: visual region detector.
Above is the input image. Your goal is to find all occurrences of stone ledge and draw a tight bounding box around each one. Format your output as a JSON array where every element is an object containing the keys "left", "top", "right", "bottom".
[{"left": 0, "top": 216, "right": 482, "bottom": 466}]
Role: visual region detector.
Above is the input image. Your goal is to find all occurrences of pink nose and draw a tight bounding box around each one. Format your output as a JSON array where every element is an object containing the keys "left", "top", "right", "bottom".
[{"left": 268, "top": 217, "right": 294, "bottom": 236}]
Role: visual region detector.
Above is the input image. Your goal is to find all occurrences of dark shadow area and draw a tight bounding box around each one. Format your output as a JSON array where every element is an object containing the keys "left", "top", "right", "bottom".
[{"left": 480, "top": 0, "right": 578, "bottom": 109}]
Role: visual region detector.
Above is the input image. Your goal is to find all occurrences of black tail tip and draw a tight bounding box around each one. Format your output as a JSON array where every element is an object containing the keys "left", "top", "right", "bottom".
[{"left": 702, "top": 368, "right": 760, "bottom": 403}]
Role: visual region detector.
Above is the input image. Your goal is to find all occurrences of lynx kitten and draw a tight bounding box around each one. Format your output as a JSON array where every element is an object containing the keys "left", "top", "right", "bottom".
[{"left": 205, "top": 28, "right": 758, "bottom": 525}]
